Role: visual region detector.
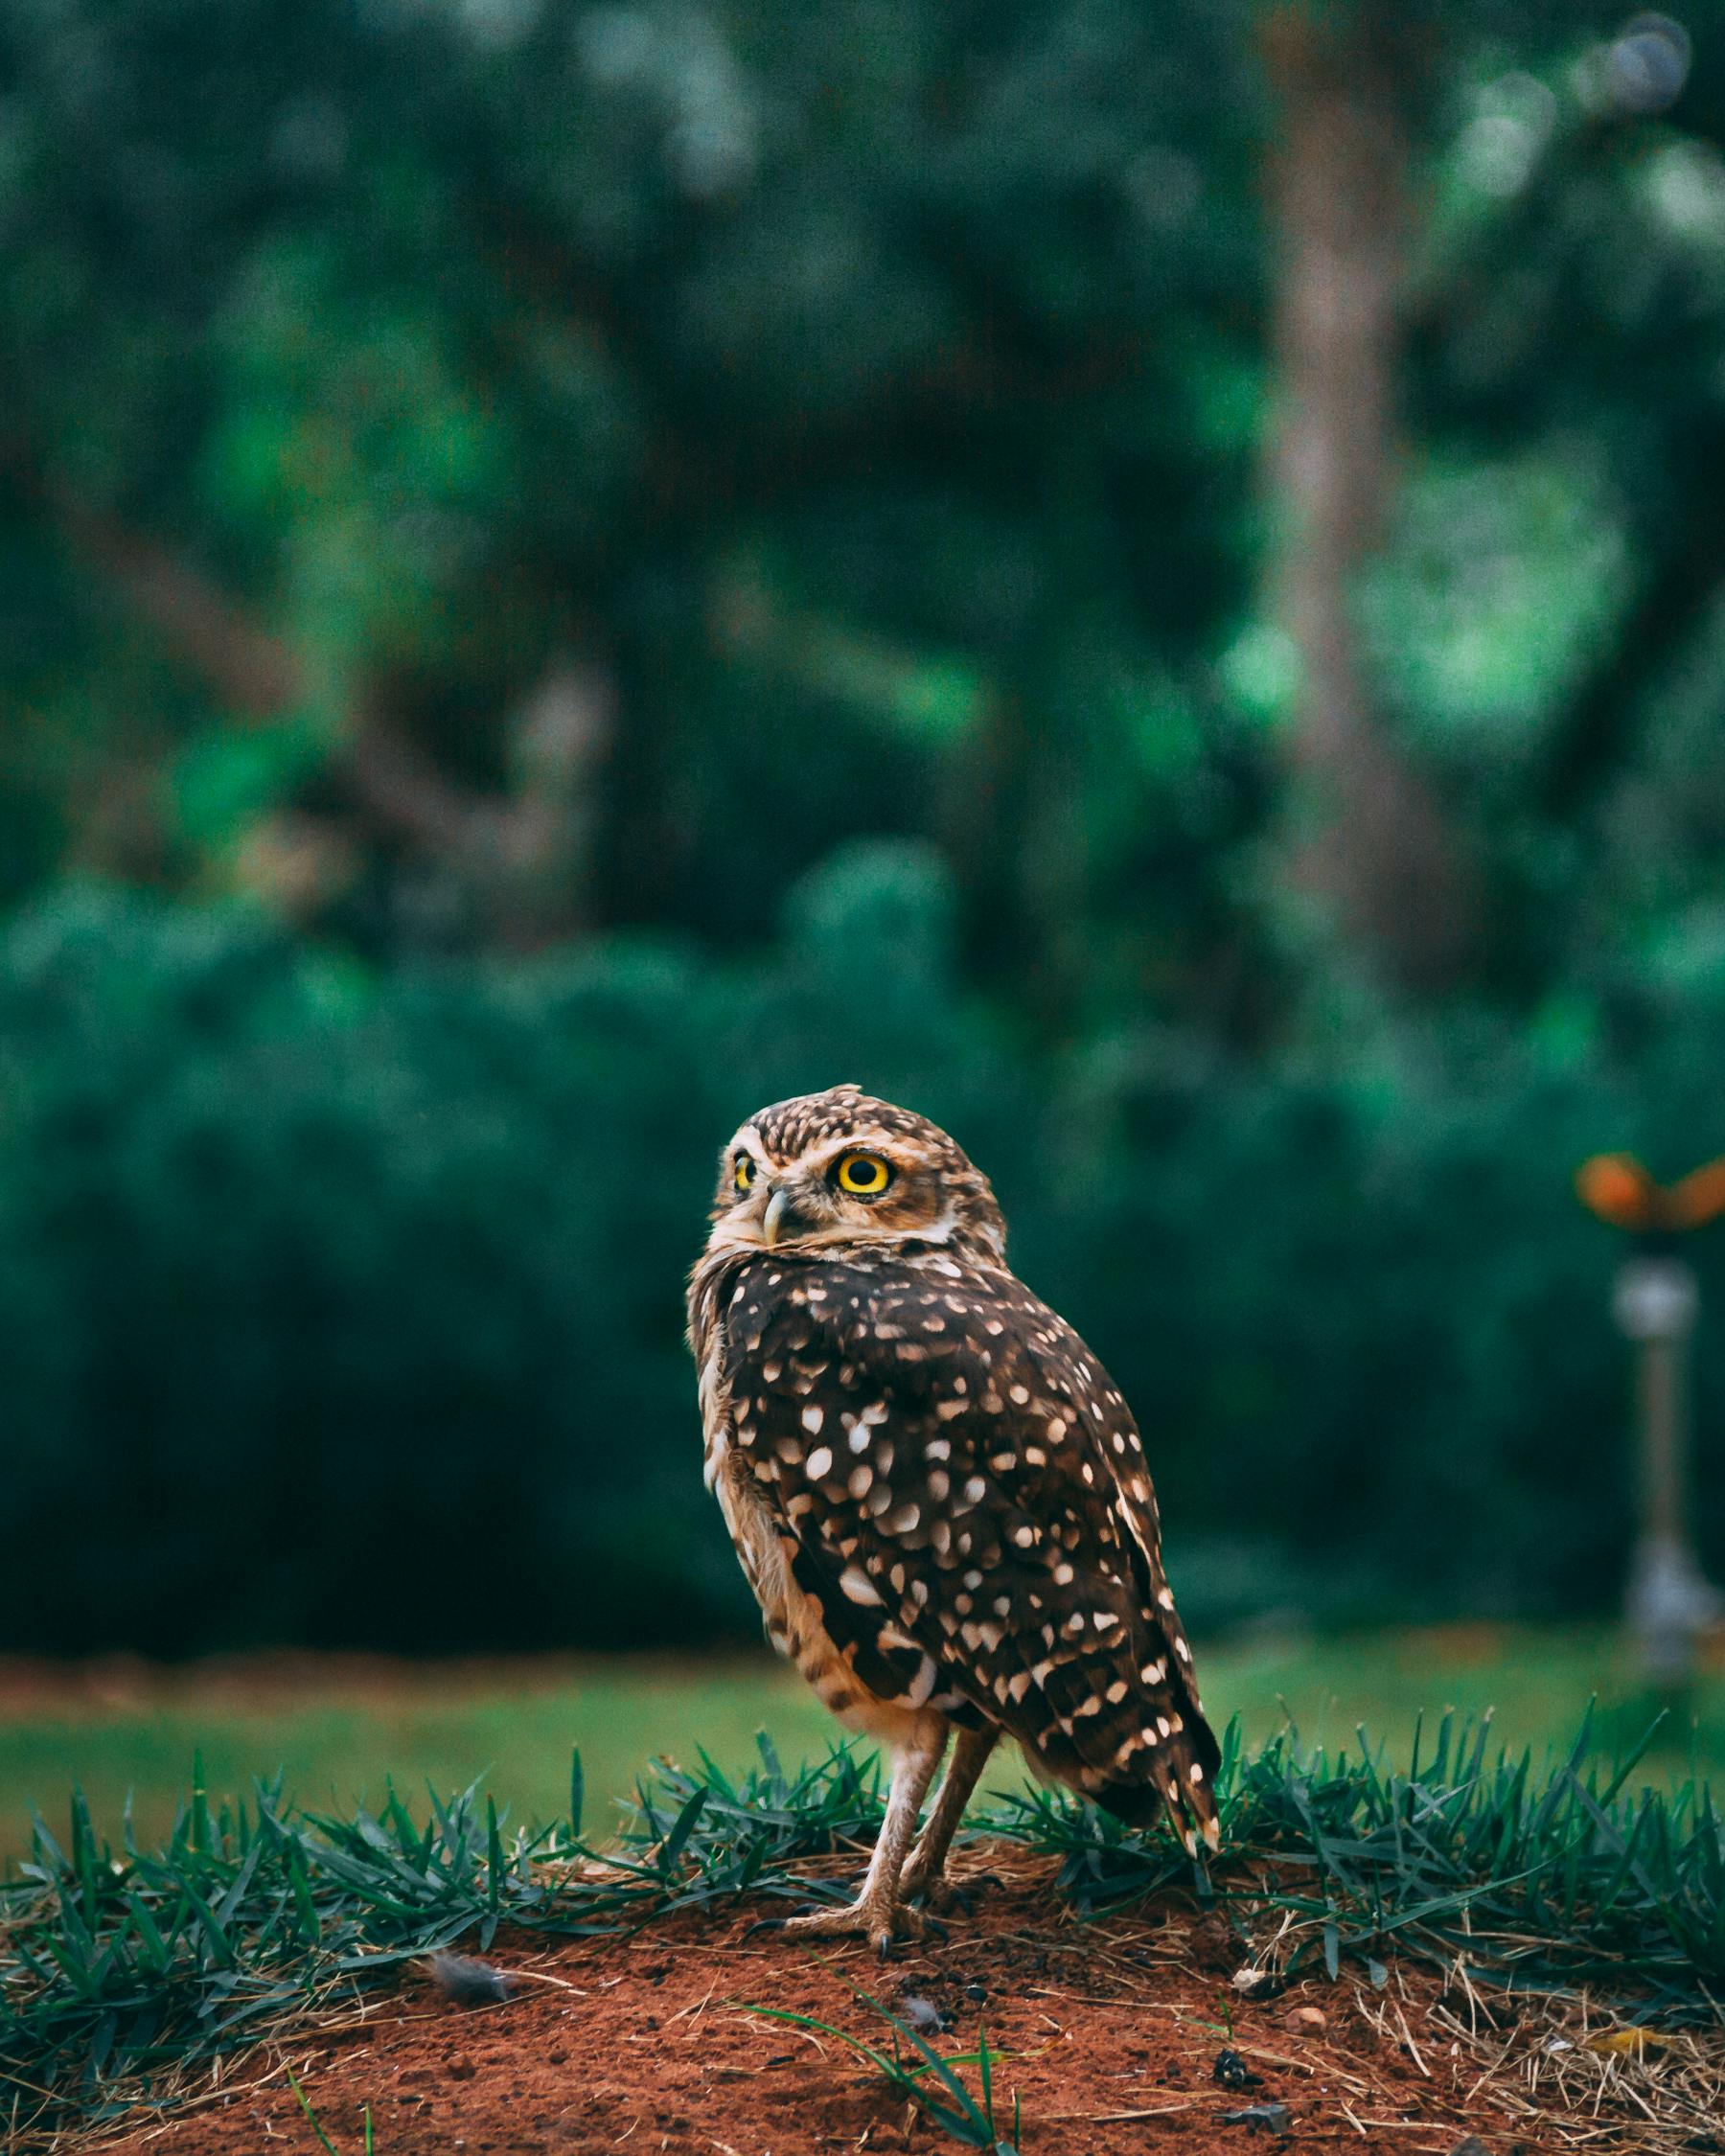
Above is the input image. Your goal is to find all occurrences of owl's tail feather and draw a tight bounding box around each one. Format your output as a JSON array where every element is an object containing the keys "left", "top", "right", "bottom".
[
  {"left": 1092, "top": 1720, "right": 1222, "bottom": 1857},
  {"left": 1003, "top": 1635, "right": 1223, "bottom": 1856}
]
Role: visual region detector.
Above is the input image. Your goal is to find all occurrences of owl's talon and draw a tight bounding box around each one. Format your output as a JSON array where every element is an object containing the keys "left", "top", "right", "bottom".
[
  {"left": 770, "top": 1897, "right": 930, "bottom": 1954},
  {"left": 902, "top": 1868, "right": 995, "bottom": 1917},
  {"left": 904, "top": 1875, "right": 957, "bottom": 1914},
  {"left": 743, "top": 1915, "right": 788, "bottom": 1938}
]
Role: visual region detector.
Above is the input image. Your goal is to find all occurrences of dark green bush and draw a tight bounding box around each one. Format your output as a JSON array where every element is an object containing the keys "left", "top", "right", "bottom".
[{"left": 0, "top": 845, "right": 1718, "bottom": 1653}]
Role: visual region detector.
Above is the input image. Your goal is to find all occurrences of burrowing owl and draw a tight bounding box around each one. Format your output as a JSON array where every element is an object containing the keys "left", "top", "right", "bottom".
[{"left": 687, "top": 1084, "right": 1219, "bottom": 1953}]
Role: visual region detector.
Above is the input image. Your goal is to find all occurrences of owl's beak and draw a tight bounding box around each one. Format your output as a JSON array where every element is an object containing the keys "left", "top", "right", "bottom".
[{"left": 761, "top": 1186, "right": 793, "bottom": 1247}]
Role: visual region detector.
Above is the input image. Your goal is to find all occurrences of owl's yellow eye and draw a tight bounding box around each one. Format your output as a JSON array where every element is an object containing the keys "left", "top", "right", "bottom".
[
  {"left": 834, "top": 1151, "right": 892, "bottom": 1197},
  {"left": 733, "top": 1154, "right": 757, "bottom": 1192}
]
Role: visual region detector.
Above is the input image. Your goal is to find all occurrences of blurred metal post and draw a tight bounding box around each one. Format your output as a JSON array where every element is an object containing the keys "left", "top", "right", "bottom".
[{"left": 1613, "top": 1255, "right": 1720, "bottom": 1685}]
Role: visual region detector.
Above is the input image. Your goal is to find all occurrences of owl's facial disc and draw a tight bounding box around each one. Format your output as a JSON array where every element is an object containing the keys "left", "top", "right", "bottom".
[
  {"left": 702, "top": 1089, "right": 1007, "bottom": 1264},
  {"left": 709, "top": 1126, "right": 946, "bottom": 1251}
]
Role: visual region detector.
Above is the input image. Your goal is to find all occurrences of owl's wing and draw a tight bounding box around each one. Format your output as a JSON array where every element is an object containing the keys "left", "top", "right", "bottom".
[{"left": 723, "top": 1254, "right": 1219, "bottom": 1851}]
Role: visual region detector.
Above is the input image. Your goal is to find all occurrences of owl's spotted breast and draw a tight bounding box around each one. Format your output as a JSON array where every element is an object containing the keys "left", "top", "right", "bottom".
[
  {"left": 690, "top": 1234, "right": 1218, "bottom": 1847},
  {"left": 694, "top": 1271, "right": 946, "bottom": 1749}
]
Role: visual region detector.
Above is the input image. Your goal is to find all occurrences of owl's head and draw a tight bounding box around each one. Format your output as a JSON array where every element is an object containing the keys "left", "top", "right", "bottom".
[{"left": 705, "top": 1085, "right": 1006, "bottom": 1263}]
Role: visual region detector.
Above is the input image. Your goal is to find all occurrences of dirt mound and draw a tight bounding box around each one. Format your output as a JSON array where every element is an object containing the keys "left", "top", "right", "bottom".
[{"left": 110, "top": 1853, "right": 1719, "bottom": 2156}]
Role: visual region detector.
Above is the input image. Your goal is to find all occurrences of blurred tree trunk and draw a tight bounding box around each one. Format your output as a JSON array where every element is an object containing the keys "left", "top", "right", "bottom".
[
  {"left": 35, "top": 472, "right": 610, "bottom": 950},
  {"left": 1262, "top": 3, "right": 1476, "bottom": 992}
]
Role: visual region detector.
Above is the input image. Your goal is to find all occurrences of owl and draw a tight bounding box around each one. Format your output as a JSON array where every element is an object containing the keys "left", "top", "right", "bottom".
[{"left": 687, "top": 1085, "right": 1219, "bottom": 1954}]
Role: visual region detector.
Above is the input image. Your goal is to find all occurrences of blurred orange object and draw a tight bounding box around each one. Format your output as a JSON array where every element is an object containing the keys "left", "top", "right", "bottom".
[
  {"left": 1576, "top": 1152, "right": 1725, "bottom": 1233},
  {"left": 1576, "top": 1153, "right": 1658, "bottom": 1230},
  {"left": 1665, "top": 1157, "right": 1725, "bottom": 1230}
]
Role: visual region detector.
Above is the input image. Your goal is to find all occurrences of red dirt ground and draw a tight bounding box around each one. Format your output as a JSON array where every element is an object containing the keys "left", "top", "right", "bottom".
[{"left": 104, "top": 1851, "right": 1701, "bottom": 2156}]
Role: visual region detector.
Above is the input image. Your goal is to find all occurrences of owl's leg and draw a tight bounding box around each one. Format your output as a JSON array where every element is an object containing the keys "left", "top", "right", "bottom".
[
  {"left": 774, "top": 1727, "right": 948, "bottom": 1958},
  {"left": 900, "top": 1726, "right": 1000, "bottom": 1913}
]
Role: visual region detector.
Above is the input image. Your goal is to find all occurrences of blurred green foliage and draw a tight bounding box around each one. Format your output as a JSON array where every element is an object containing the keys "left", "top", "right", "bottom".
[
  {"left": 2, "top": 857, "right": 1723, "bottom": 1650},
  {"left": 5, "top": 3, "right": 1725, "bottom": 1650}
]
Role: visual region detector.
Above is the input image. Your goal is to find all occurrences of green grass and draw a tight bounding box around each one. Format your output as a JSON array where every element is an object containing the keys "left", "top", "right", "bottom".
[
  {"left": 2, "top": 1627, "right": 1721, "bottom": 1869},
  {"left": 3, "top": 1711, "right": 1721, "bottom": 2148},
  {"left": 0, "top": 1657, "right": 835, "bottom": 1869}
]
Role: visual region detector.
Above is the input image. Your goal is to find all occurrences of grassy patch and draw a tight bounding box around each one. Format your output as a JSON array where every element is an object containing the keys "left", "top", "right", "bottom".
[
  {"left": 0, "top": 1657, "right": 838, "bottom": 1869},
  {"left": 2, "top": 1626, "right": 1721, "bottom": 1867},
  {"left": 1, "top": 1712, "right": 1720, "bottom": 2147}
]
